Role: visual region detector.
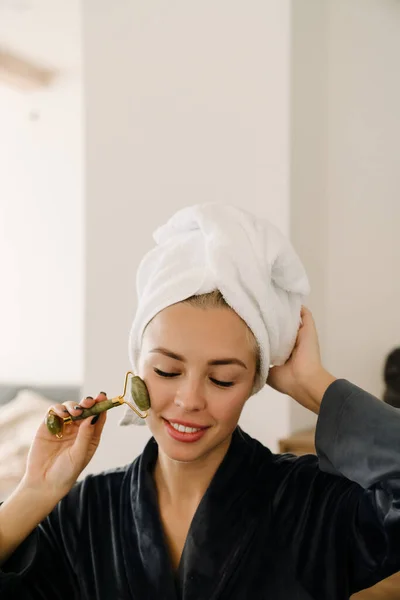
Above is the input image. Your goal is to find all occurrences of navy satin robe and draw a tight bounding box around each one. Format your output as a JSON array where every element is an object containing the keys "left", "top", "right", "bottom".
[{"left": 1, "top": 379, "right": 400, "bottom": 599}]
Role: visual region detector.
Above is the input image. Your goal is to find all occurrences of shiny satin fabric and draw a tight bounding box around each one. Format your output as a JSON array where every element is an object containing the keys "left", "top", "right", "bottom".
[{"left": 1, "top": 379, "right": 400, "bottom": 599}]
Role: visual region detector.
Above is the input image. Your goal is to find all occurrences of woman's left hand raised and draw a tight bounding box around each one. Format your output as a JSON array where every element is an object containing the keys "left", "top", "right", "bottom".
[{"left": 266, "top": 306, "right": 336, "bottom": 414}]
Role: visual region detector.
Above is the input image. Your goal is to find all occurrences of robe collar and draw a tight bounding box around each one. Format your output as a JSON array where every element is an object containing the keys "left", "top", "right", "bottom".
[{"left": 120, "top": 427, "right": 273, "bottom": 600}]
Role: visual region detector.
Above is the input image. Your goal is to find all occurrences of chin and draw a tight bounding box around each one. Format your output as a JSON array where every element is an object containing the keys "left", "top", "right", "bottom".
[{"left": 162, "top": 446, "right": 207, "bottom": 464}]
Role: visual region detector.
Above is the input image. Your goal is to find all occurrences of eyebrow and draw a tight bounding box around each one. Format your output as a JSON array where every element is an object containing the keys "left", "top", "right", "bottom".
[{"left": 149, "top": 347, "right": 248, "bottom": 369}]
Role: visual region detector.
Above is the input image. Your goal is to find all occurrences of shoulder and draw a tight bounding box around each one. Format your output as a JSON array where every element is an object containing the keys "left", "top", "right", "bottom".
[
  {"left": 238, "top": 428, "right": 360, "bottom": 504},
  {"left": 235, "top": 428, "right": 321, "bottom": 500},
  {"left": 236, "top": 427, "right": 319, "bottom": 478},
  {"left": 82, "top": 461, "right": 134, "bottom": 488},
  {"left": 57, "top": 459, "right": 140, "bottom": 519},
  {"left": 269, "top": 451, "right": 364, "bottom": 530}
]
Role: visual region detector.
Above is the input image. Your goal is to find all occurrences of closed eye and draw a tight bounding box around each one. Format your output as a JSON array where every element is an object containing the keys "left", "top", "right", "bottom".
[
  {"left": 154, "top": 368, "right": 178, "bottom": 378},
  {"left": 154, "top": 368, "right": 234, "bottom": 388},
  {"left": 210, "top": 378, "right": 234, "bottom": 388}
]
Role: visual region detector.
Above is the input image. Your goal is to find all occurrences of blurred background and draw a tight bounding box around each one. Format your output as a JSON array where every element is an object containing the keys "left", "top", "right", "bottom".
[{"left": 0, "top": 0, "right": 399, "bottom": 489}]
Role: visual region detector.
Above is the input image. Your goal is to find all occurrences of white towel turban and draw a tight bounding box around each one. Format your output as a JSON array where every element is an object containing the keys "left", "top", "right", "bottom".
[{"left": 120, "top": 203, "right": 310, "bottom": 426}]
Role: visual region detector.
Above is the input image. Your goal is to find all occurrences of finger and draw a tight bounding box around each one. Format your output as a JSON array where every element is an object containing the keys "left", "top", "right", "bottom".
[
  {"left": 91, "top": 410, "right": 107, "bottom": 440},
  {"left": 47, "top": 402, "right": 76, "bottom": 419},
  {"left": 72, "top": 392, "right": 107, "bottom": 411},
  {"left": 78, "top": 395, "right": 97, "bottom": 409},
  {"left": 298, "top": 307, "right": 320, "bottom": 352},
  {"left": 301, "top": 305, "right": 315, "bottom": 322},
  {"left": 62, "top": 400, "right": 87, "bottom": 418},
  {"left": 72, "top": 409, "right": 107, "bottom": 456},
  {"left": 90, "top": 394, "right": 108, "bottom": 434}
]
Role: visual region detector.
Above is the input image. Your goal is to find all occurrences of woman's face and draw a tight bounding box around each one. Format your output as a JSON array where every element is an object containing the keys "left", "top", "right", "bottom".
[{"left": 138, "top": 302, "right": 257, "bottom": 463}]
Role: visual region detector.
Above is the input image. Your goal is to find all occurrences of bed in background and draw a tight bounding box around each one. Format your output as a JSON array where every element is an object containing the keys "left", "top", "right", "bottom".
[{"left": 0, "top": 384, "right": 81, "bottom": 501}]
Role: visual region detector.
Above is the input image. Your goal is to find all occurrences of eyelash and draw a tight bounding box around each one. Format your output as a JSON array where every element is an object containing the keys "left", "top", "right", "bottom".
[{"left": 153, "top": 368, "right": 234, "bottom": 388}]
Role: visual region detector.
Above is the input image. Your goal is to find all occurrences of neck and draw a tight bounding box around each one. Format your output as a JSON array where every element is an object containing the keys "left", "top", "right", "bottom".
[{"left": 153, "top": 434, "right": 232, "bottom": 511}]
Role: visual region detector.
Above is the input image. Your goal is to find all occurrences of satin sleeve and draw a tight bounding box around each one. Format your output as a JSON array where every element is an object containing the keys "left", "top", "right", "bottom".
[
  {"left": 272, "top": 379, "right": 400, "bottom": 599},
  {"left": 315, "top": 379, "right": 400, "bottom": 590},
  {"left": 0, "top": 482, "right": 83, "bottom": 599}
]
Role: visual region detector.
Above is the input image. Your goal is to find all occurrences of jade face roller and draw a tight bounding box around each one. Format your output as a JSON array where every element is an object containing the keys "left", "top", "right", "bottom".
[{"left": 45, "top": 371, "right": 150, "bottom": 439}]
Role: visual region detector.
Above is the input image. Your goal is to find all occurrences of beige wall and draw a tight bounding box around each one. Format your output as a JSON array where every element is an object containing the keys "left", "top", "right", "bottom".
[
  {"left": 82, "top": 0, "right": 293, "bottom": 475},
  {"left": 82, "top": 0, "right": 400, "bottom": 474},
  {"left": 325, "top": 0, "right": 400, "bottom": 397},
  {"left": 0, "top": 1, "right": 83, "bottom": 385},
  {"left": 291, "top": 0, "right": 400, "bottom": 432},
  {"left": 290, "top": 0, "right": 329, "bottom": 432}
]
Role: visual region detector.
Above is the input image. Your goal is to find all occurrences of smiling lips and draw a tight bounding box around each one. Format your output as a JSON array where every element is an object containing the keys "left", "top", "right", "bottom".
[{"left": 163, "top": 418, "right": 210, "bottom": 443}]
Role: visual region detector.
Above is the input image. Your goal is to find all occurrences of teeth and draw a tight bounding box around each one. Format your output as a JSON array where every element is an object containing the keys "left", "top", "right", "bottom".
[{"left": 170, "top": 422, "right": 202, "bottom": 434}]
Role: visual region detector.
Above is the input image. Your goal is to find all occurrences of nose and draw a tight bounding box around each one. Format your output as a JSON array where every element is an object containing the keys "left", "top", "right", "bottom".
[{"left": 174, "top": 377, "right": 206, "bottom": 412}]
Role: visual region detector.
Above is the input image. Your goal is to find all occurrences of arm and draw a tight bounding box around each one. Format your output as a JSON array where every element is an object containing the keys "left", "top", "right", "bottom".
[
  {"left": 0, "top": 391, "right": 108, "bottom": 598},
  {"left": 0, "top": 483, "right": 64, "bottom": 566},
  {"left": 268, "top": 307, "right": 400, "bottom": 596},
  {"left": 316, "top": 378, "right": 400, "bottom": 484},
  {"left": 270, "top": 377, "right": 400, "bottom": 598},
  {"left": 316, "top": 379, "right": 400, "bottom": 582}
]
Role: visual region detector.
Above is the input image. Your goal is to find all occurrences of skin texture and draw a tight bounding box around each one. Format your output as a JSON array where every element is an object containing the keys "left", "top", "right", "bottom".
[
  {"left": 139, "top": 304, "right": 334, "bottom": 470},
  {"left": 138, "top": 302, "right": 257, "bottom": 466}
]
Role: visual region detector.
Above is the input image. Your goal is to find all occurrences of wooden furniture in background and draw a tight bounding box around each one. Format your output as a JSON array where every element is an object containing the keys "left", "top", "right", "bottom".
[{"left": 279, "top": 428, "right": 400, "bottom": 600}]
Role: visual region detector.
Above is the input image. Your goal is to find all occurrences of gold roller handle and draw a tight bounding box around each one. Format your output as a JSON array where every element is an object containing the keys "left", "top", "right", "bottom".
[{"left": 45, "top": 372, "right": 150, "bottom": 438}]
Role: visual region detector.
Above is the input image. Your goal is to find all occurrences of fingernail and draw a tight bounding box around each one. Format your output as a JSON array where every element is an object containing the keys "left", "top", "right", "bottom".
[
  {"left": 99, "top": 391, "right": 107, "bottom": 396},
  {"left": 91, "top": 415, "right": 99, "bottom": 425},
  {"left": 63, "top": 408, "right": 69, "bottom": 413},
  {"left": 85, "top": 396, "right": 93, "bottom": 400},
  {"left": 73, "top": 405, "right": 83, "bottom": 411}
]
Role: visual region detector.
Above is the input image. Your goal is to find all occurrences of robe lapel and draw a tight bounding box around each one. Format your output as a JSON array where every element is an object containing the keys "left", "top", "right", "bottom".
[
  {"left": 120, "top": 439, "right": 178, "bottom": 600},
  {"left": 178, "top": 428, "right": 273, "bottom": 600},
  {"left": 120, "top": 428, "right": 273, "bottom": 600}
]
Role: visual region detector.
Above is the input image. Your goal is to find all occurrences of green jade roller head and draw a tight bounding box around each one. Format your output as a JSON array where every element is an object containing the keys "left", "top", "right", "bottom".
[{"left": 45, "top": 371, "right": 151, "bottom": 438}]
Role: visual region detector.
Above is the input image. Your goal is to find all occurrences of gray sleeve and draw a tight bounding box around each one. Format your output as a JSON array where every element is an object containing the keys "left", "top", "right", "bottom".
[
  {"left": 314, "top": 379, "right": 400, "bottom": 587},
  {"left": 315, "top": 378, "right": 400, "bottom": 488}
]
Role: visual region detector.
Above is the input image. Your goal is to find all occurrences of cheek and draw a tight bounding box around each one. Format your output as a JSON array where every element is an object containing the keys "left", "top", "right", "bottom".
[
  {"left": 208, "top": 389, "right": 248, "bottom": 424},
  {"left": 144, "top": 377, "right": 172, "bottom": 414},
  {"left": 140, "top": 362, "right": 250, "bottom": 424}
]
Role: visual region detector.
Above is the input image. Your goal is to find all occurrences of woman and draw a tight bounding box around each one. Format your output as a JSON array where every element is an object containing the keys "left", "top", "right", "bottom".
[{"left": 1, "top": 204, "right": 399, "bottom": 599}]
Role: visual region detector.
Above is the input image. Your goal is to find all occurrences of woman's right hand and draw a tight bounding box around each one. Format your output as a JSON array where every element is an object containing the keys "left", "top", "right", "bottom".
[{"left": 20, "top": 393, "right": 107, "bottom": 498}]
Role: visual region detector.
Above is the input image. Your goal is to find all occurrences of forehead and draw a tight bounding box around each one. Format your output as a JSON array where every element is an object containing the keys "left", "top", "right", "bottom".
[{"left": 142, "top": 303, "right": 254, "bottom": 357}]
